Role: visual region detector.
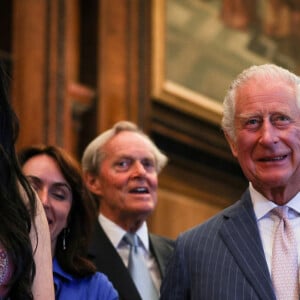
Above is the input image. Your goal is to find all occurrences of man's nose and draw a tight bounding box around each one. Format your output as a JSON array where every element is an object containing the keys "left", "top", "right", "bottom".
[
  {"left": 132, "top": 161, "right": 146, "bottom": 176},
  {"left": 259, "top": 120, "right": 279, "bottom": 145}
]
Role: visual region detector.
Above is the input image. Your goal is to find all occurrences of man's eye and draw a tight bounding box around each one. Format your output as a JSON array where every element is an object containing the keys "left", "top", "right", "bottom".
[
  {"left": 247, "top": 119, "right": 258, "bottom": 125},
  {"left": 271, "top": 114, "right": 291, "bottom": 126},
  {"left": 244, "top": 117, "right": 261, "bottom": 128},
  {"left": 115, "top": 159, "right": 131, "bottom": 170},
  {"left": 142, "top": 159, "right": 155, "bottom": 170}
]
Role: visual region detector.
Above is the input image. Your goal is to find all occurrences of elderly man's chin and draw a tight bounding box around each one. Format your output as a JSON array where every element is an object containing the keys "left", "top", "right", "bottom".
[
  {"left": 252, "top": 172, "right": 298, "bottom": 189},
  {"left": 130, "top": 200, "right": 156, "bottom": 216}
]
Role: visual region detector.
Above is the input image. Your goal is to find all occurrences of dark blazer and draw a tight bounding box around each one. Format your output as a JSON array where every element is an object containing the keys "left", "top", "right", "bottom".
[
  {"left": 88, "top": 221, "right": 174, "bottom": 300},
  {"left": 160, "top": 189, "right": 276, "bottom": 300}
]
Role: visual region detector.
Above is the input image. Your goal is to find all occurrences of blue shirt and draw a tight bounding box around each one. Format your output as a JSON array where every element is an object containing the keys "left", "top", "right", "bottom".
[{"left": 53, "top": 258, "right": 118, "bottom": 300}]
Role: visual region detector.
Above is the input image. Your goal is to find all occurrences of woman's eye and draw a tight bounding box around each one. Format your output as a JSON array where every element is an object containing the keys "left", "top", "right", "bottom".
[
  {"left": 50, "top": 188, "right": 70, "bottom": 201},
  {"left": 52, "top": 193, "right": 66, "bottom": 200},
  {"left": 31, "top": 183, "right": 39, "bottom": 192},
  {"left": 27, "top": 177, "right": 41, "bottom": 192}
]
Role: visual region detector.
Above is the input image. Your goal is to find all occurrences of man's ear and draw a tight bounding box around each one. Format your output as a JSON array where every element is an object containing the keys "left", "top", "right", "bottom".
[
  {"left": 83, "top": 172, "right": 103, "bottom": 196},
  {"left": 224, "top": 132, "right": 238, "bottom": 158}
]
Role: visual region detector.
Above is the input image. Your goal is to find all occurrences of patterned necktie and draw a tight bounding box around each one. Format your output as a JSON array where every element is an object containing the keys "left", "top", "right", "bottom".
[
  {"left": 271, "top": 206, "right": 299, "bottom": 300},
  {"left": 124, "top": 233, "right": 159, "bottom": 300}
]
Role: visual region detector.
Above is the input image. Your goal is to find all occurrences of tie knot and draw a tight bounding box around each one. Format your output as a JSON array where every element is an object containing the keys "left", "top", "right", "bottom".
[
  {"left": 124, "top": 233, "right": 139, "bottom": 248},
  {"left": 272, "top": 206, "right": 289, "bottom": 220}
]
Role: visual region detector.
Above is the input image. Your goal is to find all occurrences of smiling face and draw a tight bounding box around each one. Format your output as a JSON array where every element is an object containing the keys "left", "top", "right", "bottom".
[
  {"left": 22, "top": 154, "right": 72, "bottom": 255},
  {"left": 86, "top": 131, "right": 158, "bottom": 231},
  {"left": 226, "top": 77, "right": 300, "bottom": 204}
]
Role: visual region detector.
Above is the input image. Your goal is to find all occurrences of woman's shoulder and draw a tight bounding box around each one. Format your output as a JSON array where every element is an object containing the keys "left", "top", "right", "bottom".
[
  {"left": 54, "top": 262, "right": 118, "bottom": 300},
  {"left": 85, "top": 272, "right": 119, "bottom": 299}
]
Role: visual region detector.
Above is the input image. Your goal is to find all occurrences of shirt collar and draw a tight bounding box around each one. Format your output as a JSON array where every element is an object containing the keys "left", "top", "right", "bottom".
[
  {"left": 53, "top": 257, "right": 73, "bottom": 282},
  {"left": 99, "top": 213, "right": 149, "bottom": 251},
  {"left": 249, "top": 182, "right": 300, "bottom": 220}
]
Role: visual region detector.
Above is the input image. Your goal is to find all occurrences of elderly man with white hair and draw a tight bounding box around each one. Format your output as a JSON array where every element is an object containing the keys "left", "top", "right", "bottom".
[{"left": 82, "top": 120, "right": 174, "bottom": 300}]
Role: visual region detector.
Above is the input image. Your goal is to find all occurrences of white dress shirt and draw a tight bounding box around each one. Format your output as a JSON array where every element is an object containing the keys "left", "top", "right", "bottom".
[
  {"left": 98, "top": 214, "right": 161, "bottom": 291},
  {"left": 250, "top": 183, "right": 300, "bottom": 280}
]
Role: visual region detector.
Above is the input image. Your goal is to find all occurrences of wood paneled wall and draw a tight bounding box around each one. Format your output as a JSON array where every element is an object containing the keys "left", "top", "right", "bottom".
[
  {"left": 7, "top": 0, "right": 247, "bottom": 240},
  {"left": 12, "top": 0, "right": 80, "bottom": 152},
  {"left": 96, "top": 0, "right": 151, "bottom": 130}
]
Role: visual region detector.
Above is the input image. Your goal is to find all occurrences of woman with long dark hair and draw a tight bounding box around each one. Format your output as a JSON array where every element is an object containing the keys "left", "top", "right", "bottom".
[
  {"left": 19, "top": 144, "right": 118, "bottom": 299},
  {"left": 0, "top": 63, "right": 54, "bottom": 299}
]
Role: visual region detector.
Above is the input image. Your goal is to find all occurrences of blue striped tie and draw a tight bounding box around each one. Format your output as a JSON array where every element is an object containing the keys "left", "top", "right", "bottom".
[{"left": 124, "top": 233, "right": 159, "bottom": 300}]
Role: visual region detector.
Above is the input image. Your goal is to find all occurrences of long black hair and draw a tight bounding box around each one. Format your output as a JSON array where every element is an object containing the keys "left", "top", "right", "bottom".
[{"left": 0, "top": 62, "right": 37, "bottom": 299}]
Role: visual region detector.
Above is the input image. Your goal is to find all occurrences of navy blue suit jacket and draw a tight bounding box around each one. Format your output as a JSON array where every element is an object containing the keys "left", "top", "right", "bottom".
[
  {"left": 88, "top": 221, "right": 174, "bottom": 300},
  {"left": 160, "top": 189, "right": 276, "bottom": 300}
]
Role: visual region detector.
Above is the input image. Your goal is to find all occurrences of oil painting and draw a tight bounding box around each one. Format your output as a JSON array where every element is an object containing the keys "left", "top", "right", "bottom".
[{"left": 152, "top": 0, "right": 300, "bottom": 123}]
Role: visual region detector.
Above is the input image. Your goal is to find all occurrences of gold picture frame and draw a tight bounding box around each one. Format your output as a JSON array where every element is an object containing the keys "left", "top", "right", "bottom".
[
  {"left": 151, "top": 0, "right": 222, "bottom": 125},
  {"left": 152, "top": 0, "right": 300, "bottom": 125}
]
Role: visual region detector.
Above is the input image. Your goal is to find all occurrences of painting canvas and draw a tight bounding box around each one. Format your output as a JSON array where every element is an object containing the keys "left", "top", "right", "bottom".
[{"left": 152, "top": 0, "right": 300, "bottom": 123}]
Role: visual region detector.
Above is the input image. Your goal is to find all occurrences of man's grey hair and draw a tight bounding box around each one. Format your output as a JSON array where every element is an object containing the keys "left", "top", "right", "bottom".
[
  {"left": 222, "top": 64, "right": 300, "bottom": 141},
  {"left": 82, "top": 120, "right": 168, "bottom": 175}
]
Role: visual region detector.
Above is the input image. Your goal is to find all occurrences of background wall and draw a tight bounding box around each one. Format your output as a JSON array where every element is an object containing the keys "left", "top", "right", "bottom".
[{"left": 0, "top": 0, "right": 248, "bottom": 239}]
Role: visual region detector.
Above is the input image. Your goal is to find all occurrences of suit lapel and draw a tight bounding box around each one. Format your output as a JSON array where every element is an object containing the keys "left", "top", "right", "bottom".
[
  {"left": 149, "top": 234, "right": 174, "bottom": 277},
  {"left": 219, "top": 190, "right": 276, "bottom": 300}
]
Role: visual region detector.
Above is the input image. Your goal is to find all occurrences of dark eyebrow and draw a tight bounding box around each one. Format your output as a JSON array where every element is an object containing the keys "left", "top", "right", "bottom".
[
  {"left": 27, "top": 175, "right": 72, "bottom": 192},
  {"left": 52, "top": 182, "right": 72, "bottom": 193}
]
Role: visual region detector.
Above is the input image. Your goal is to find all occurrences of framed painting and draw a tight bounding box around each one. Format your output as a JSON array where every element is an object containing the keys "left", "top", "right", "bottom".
[{"left": 152, "top": 0, "right": 300, "bottom": 125}]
